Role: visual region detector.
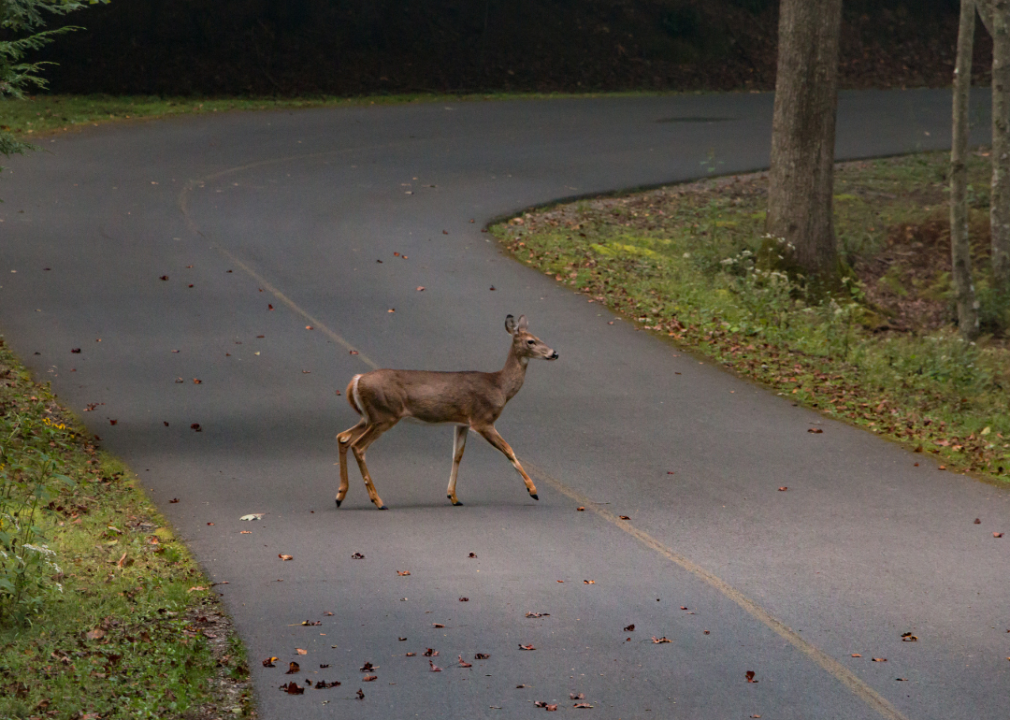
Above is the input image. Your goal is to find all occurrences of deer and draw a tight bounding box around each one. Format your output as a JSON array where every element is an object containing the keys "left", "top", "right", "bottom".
[{"left": 335, "top": 314, "right": 558, "bottom": 510}]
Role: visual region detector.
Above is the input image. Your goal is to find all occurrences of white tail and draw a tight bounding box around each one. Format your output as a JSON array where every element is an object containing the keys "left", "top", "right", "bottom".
[{"left": 336, "top": 314, "right": 558, "bottom": 509}]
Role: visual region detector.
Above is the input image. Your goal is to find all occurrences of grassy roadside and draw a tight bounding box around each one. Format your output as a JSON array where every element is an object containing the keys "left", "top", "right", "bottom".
[
  {"left": 491, "top": 151, "right": 1010, "bottom": 484},
  {"left": 0, "top": 90, "right": 675, "bottom": 138},
  {"left": 0, "top": 337, "right": 255, "bottom": 720}
]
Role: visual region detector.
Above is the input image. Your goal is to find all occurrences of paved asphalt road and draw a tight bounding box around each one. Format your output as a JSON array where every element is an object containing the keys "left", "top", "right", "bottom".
[{"left": 2, "top": 91, "right": 1008, "bottom": 720}]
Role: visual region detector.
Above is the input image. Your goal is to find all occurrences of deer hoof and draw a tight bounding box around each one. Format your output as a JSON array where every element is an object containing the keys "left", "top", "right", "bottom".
[
  {"left": 452, "top": 500, "right": 464, "bottom": 506},
  {"left": 378, "top": 505, "right": 388, "bottom": 510},
  {"left": 530, "top": 493, "right": 539, "bottom": 501},
  {"left": 335, "top": 499, "right": 342, "bottom": 508}
]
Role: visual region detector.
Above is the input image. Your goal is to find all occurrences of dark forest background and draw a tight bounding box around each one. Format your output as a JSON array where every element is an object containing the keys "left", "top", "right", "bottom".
[{"left": 28, "top": 0, "right": 986, "bottom": 96}]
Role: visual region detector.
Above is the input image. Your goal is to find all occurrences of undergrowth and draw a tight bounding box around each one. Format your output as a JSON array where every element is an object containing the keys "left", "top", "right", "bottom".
[
  {"left": 0, "top": 337, "right": 254, "bottom": 719},
  {"left": 492, "top": 152, "right": 1010, "bottom": 483}
]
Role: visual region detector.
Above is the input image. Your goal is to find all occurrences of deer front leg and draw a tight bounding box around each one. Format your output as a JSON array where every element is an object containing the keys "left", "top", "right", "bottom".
[
  {"left": 475, "top": 424, "right": 538, "bottom": 500},
  {"left": 336, "top": 419, "right": 368, "bottom": 507},
  {"left": 351, "top": 421, "right": 394, "bottom": 510},
  {"left": 447, "top": 424, "right": 469, "bottom": 506}
]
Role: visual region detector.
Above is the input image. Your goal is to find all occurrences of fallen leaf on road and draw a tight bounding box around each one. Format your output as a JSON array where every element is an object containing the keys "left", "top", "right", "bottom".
[
  {"left": 778, "top": 486, "right": 788, "bottom": 491},
  {"left": 325, "top": 611, "right": 334, "bottom": 616},
  {"left": 423, "top": 648, "right": 438, "bottom": 657},
  {"left": 475, "top": 653, "right": 490, "bottom": 660},
  {"left": 807, "top": 428, "right": 823, "bottom": 434},
  {"left": 570, "top": 693, "right": 585, "bottom": 700},
  {"left": 349, "top": 350, "right": 358, "bottom": 355},
  {"left": 746, "top": 671, "right": 757, "bottom": 683},
  {"left": 351, "top": 552, "right": 365, "bottom": 559},
  {"left": 279, "top": 554, "right": 293, "bottom": 561},
  {"left": 667, "top": 471, "right": 675, "bottom": 474},
  {"left": 280, "top": 681, "right": 304, "bottom": 694},
  {"left": 526, "top": 612, "right": 549, "bottom": 618},
  {"left": 315, "top": 680, "right": 341, "bottom": 688},
  {"left": 71, "top": 348, "right": 81, "bottom": 354},
  {"left": 262, "top": 657, "right": 278, "bottom": 667},
  {"left": 306, "top": 325, "right": 314, "bottom": 330},
  {"left": 459, "top": 596, "right": 469, "bottom": 602},
  {"left": 362, "top": 675, "right": 377, "bottom": 682},
  {"left": 192, "top": 378, "right": 202, "bottom": 384},
  {"left": 301, "top": 620, "right": 321, "bottom": 626},
  {"left": 624, "top": 624, "right": 635, "bottom": 632},
  {"left": 240, "top": 514, "right": 263, "bottom": 521},
  {"left": 433, "top": 623, "right": 445, "bottom": 628},
  {"left": 583, "top": 580, "right": 595, "bottom": 585},
  {"left": 406, "top": 652, "right": 416, "bottom": 657},
  {"left": 573, "top": 703, "right": 593, "bottom": 708},
  {"left": 974, "top": 518, "right": 981, "bottom": 524},
  {"left": 286, "top": 662, "right": 300, "bottom": 674},
  {"left": 429, "top": 660, "right": 442, "bottom": 672},
  {"left": 319, "top": 664, "right": 329, "bottom": 668},
  {"left": 517, "top": 684, "right": 528, "bottom": 688},
  {"left": 490, "top": 286, "right": 496, "bottom": 291},
  {"left": 109, "top": 419, "right": 117, "bottom": 426},
  {"left": 872, "top": 658, "right": 887, "bottom": 662},
  {"left": 896, "top": 678, "right": 908, "bottom": 682},
  {"left": 170, "top": 498, "right": 180, "bottom": 503},
  {"left": 159, "top": 275, "right": 169, "bottom": 280},
  {"left": 901, "top": 632, "right": 917, "bottom": 642},
  {"left": 458, "top": 655, "right": 472, "bottom": 668},
  {"left": 268, "top": 304, "right": 274, "bottom": 310},
  {"left": 387, "top": 309, "right": 395, "bottom": 314},
  {"left": 680, "top": 606, "right": 689, "bottom": 610},
  {"left": 519, "top": 644, "right": 536, "bottom": 651},
  {"left": 557, "top": 580, "right": 564, "bottom": 583},
  {"left": 397, "top": 570, "right": 411, "bottom": 576},
  {"left": 398, "top": 636, "right": 406, "bottom": 641},
  {"left": 994, "top": 532, "right": 1004, "bottom": 538},
  {"left": 417, "top": 286, "right": 425, "bottom": 291},
  {"left": 356, "top": 689, "right": 364, "bottom": 700},
  {"left": 190, "top": 423, "right": 202, "bottom": 431},
  {"left": 851, "top": 653, "right": 862, "bottom": 658},
  {"left": 619, "top": 515, "right": 630, "bottom": 520},
  {"left": 468, "top": 552, "right": 477, "bottom": 558},
  {"left": 577, "top": 506, "right": 585, "bottom": 511},
  {"left": 651, "top": 636, "right": 671, "bottom": 644},
  {"left": 296, "top": 648, "right": 307, "bottom": 655}
]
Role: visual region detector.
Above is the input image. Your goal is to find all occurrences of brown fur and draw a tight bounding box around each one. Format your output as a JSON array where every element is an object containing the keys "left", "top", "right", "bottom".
[{"left": 336, "top": 314, "right": 557, "bottom": 509}]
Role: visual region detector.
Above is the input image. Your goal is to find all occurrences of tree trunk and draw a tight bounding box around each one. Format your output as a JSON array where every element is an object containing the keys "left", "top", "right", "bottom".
[
  {"left": 992, "top": 0, "right": 1010, "bottom": 294},
  {"left": 952, "top": 0, "right": 981, "bottom": 339},
  {"left": 766, "top": 0, "right": 844, "bottom": 282}
]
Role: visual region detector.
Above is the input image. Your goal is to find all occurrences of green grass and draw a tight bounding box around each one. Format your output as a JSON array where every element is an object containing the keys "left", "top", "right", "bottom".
[
  {"left": 0, "top": 339, "right": 254, "bottom": 719},
  {"left": 492, "top": 151, "right": 1010, "bottom": 483},
  {"left": 0, "top": 90, "right": 682, "bottom": 137}
]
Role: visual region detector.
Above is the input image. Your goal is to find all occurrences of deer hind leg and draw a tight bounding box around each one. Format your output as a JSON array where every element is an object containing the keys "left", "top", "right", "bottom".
[
  {"left": 351, "top": 420, "right": 396, "bottom": 510},
  {"left": 475, "top": 424, "right": 538, "bottom": 501},
  {"left": 447, "top": 424, "right": 469, "bottom": 506},
  {"left": 336, "top": 419, "right": 368, "bottom": 507}
]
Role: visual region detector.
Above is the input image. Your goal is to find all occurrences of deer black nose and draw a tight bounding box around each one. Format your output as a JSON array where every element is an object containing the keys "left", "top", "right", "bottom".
[{"left": 548, "top": 351, "right": 559, "bottom": 360}]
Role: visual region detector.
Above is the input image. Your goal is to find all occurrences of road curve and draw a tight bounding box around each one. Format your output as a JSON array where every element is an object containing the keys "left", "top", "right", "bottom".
[{"left": 2, "top": 91, "right": 1007, "bottom": 720}]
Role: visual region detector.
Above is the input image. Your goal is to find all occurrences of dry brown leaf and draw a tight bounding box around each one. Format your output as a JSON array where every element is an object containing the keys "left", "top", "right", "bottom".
[
  {"left": 406, "top": 652, "right": 416, "bottom": 657},
  {"left": 994, "top": 532, "right": 1004, "bottom": 538},
  {"left": 356, "top": 689, "right": 365, "bottom": 700},
  {"left": 570, "top": 692, "right": 585, "bottom": 700},
  {"left": 262, "top": 656, "right": 278, "bottom": 667},
  {"left": 583, "top": 580, "right": 595, "bottom": 585},
  {"left": 778, "top": 486, "right": 788, "bottom": 491},
  {"left": 280, "top": 681, "right": 304, "bottom": 694},
  {"left": 577, "top": 506, "right": 585, "bottom": 511},
  {"left": 286, "top": 662, "right": 300, "bottom": 674},
  {"left": 397, "top": 570, "right": 411, "bottom": 576},
  {"left": 351, "top": 552, "right": 365, "bottom": 559},
  {"left": 296, "top": 648, "right": 307, "bottom": 655},
  {"left": 362, "top": 675, "right": 378, "bottom": 682},
  {"left": 475, "top": 653, "right": 490, "bottom": 660},
  {"left": 417, "top": 286, "right": 425, "bottom": 291},
  {"left": 359, "top": 662, "right": 375, "bottom": 672},
  {"left": 519, "top": 644, "right": 536, "bottom": 651},
  {"left": 573, "top": 703, "right": 593, "bottom": 709},
  {"left": 458, "top": 655, "right": 473, "bottom": 668},
  {"left": 623, "top": 624, "right": 635, "bottom": 632},
  {"left": 278, "top": 554, "right": 293, "bottom": 561},
  {"left": 651, "top": 636, "right": 671, "bottom": 644},
  {"left": 807, "top": 428, "right": 823, "bottom": 434},
  {"left": 429, "top": 660, "right": 442, "bottom": 672},
  {"left": 745, "top": 671, "right": 757, "bottom": 683},
  {"left": 619, "top": 515, "right": 630, "bottom": 520},
  {"left": 433, "top": 623, "right": 445, "bottom": 628},
  {"left": 872, "top": 657, "right": 887, "bottom": 662},
  {"left": 459, "top": 596, "right": 469, "bottom": 602},
  {"left": 851, "top": 653, "right": 862, "bottom": 658},
  {"left": 423, "top": 648, "right": 438, "bottom": 657}
]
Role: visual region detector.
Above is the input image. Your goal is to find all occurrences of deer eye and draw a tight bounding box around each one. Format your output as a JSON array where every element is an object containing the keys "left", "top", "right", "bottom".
[{"left": 526, "top": 339, "right": 535, "bottom": 345}]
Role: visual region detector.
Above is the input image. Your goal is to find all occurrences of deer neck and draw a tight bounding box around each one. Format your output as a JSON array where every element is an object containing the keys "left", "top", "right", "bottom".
[{"left": 497, "top": 345, "right": 528, "bottom": 402}]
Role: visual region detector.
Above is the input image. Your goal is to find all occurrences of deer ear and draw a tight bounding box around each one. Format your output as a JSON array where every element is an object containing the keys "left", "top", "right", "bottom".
[
  {"left": 505, "top": 314, "right": 517, "bottom": 334},
  {"left": 517, "top": 315, "right": 528, "bottom": 331}
]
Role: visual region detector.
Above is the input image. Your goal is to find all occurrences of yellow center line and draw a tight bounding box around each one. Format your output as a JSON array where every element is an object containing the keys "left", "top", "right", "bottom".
[
  {"left": 179, "top": 148, "right": 908, "bottom": 720},
  {"left": 525, "top": 460, "right": 910, "bottom": 720},
  {"left": 177, "top": 153, "right": 386, "bottom": 371}
]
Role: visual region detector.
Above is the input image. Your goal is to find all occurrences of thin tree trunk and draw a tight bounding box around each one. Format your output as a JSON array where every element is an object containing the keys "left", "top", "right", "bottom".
[
  {"left": 766, "top": 0, "right": 844, "bottom": 282},
  {"left": 992, "top": 0, "right": 1010, "bottom": 294},
  {"left": 952, "top": 0, "right": 981, "bottom": 339}
]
